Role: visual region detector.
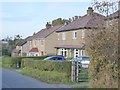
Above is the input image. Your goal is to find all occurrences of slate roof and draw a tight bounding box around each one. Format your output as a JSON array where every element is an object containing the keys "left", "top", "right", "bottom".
[
  {"left": 56, "top": 13, "right": 105, "bottom": 32},
  {"left": 16, "top": 36, "right": 32, "bottom": 46},
  {"left": 32, "top": 25, "right": 62, "bottom": 39}
]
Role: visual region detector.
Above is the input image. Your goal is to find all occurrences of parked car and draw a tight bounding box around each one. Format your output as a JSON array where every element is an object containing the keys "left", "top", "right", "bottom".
[
  {"left": 70, "top": 56, "right": 90, "bottom": 68},
  {"left": 44, "top": 56, "right": 65, "bottom": 61}
]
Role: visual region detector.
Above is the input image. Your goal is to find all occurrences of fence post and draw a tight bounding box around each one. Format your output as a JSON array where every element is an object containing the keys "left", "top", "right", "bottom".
[
  {"left": 76, "top": 61, "right": 79, "bottom": 82},
  {"left": 71, "top": 61, "right": 75, "bottom": 82}
]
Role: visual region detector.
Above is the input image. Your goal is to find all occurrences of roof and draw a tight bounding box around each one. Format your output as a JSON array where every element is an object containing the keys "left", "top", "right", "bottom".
[
  {"left": 32, "top": 25, "right": 62, "bottom": 39},
  {"left": 29, "top": 48, "right": 39, "bottom": 52},
  {"left": 54, "top": 45, "right": 85, "bottom": 49},
  {"left": 106, "top": 10, "right": 120, "bottom": 20},
  {"left": 16, "top": 36, "right": 32, "bottom": 46},
  {"left": 16, "top": 41, "right": 27, "bottom": 46},
  {"left": 56, "top": 13, "right": 105, "bottom": 32},
  {"left": 12, "top": 49, "right": 21, "bottom": 53}
]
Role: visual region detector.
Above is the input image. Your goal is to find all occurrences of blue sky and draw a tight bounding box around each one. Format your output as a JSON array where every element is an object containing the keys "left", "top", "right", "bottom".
[{"left": 1, "top": 1, "right": 92, "bottom": 39}]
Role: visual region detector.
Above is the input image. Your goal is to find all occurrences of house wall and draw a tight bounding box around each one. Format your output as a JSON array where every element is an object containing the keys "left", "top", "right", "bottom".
[
  {"left": 56, "top": 29, "right": 86, "bottom": 46},
  {"left": 21, "top": 42, "right": 29, "bottom": 56},
  {"left": 55, "top": 29, "right": 90, "bottom": 58},
  {"left": 28, "top": 39, "right": 45, "bottom": 56},
  {"left": 45, "top": 32, "right": 58, "bottom": 55}
]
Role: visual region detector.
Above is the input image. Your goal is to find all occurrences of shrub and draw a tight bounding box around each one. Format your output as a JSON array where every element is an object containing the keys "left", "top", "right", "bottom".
[
  {"left": 2, "top": 56, "right": 12, "bottom": 68},
  {"left": 22, "top": 59, "right": 72, "bottom": 80}
]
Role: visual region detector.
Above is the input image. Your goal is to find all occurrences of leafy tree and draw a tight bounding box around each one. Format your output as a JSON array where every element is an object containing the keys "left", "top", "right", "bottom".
[
  {"left": 52, "top": 18, "right": 65, "bottom": 26},
  {"left": 2, "top": 35, "right": 23, "bottom": 56},
  {"left": 86, "top": 0, "right": 119, "bottom": 88}
]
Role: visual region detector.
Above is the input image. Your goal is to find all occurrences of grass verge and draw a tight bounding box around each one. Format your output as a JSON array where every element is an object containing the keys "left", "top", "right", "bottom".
[{"left": 20, "top": 67, "right": 70, "bottom": 84}]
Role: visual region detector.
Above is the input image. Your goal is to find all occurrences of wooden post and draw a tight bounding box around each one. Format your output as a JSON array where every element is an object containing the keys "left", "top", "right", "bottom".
[
  {"left": 76, "top": 61, "right": 79, "bottom": 82},
  {"left": 71, "top": 61, "right": 75, "bottom": 82}
]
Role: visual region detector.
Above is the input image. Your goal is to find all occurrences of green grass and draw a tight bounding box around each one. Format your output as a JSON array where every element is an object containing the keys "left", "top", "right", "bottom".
[
  {"left": 0, "top": 57, "right": 2, "bottom": 67},
  {"left": 72, "top": 85, "right": 88, "bottom": 88},
  {"left": 21, "top": 67, "right": 70, "bottom": 84},
  {"left": 2, "top": 56, "right": 12, "bottom": 68}
]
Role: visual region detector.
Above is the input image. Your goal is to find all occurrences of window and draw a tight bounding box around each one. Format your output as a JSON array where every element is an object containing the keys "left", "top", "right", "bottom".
[
  {"left": 58, "top": 33, "right": 60, "bottom": 40},
  {"left": 58, "top": 48, "right": 67, "bottom": 57},
  {"left": 72, "top": 31, "right": 77, "bottom": 39},
  {"left": 82, "top": 30, "right": 85, "bottom": 38},
  {"left": 62, "top": 33, "right": 66, "bottom": 40}
]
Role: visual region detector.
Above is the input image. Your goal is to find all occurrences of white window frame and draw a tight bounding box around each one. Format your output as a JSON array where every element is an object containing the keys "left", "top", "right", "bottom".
[
  {"left": 74, "top": 49, "right": 79, "bottom": 58},
  {"left": 58, "top": 33, "right": 60, "bottom": 40},
  {"left": 58, "top": 48, "right": 67, "bottom": 57},
  {"left": 41, "top": 39, "right": 44, "bottom": 45},
  {"left": 62, "top": 32, "right": 66, "bottom": 40},
  {"left": 72, "top": 31, "right": 77, "bottom": 39}
]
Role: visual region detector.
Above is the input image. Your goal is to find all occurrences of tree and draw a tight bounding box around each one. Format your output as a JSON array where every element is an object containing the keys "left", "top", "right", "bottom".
[
  {"left": 86, "top": 0, "right": 119, "bottom": 88},
  {"left": 52, "top": 18, "right": 65, "bottom": 26}
]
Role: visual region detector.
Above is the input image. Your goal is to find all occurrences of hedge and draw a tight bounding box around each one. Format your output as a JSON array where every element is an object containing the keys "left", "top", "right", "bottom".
[
  {"left": 2, "top": 55, "right": 50, "bottom": 68},
  {"left": 22, "top": 58, "right": 72, "bottom": 79}
]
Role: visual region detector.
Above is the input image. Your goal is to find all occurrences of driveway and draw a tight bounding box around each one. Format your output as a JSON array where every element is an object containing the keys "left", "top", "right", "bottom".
[{"left": 2, "top": 68, "right": 88, "bottom": 88}]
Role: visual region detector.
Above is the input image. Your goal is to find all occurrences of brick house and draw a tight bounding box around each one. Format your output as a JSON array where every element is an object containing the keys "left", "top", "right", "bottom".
[
  {"left": 12, "top": 36, "right": 32, "bottom": 57},
  {"left": 27, "top": 23, "right": 62, "bottom": 56},
  {"left": 55, "top": 7, "right": 105, "bottom": 58}
]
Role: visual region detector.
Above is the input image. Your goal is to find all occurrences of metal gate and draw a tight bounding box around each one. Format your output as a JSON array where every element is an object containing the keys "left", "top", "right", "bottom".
[{"left": 71, "top": 61, "right": 89, "bottom": 82}]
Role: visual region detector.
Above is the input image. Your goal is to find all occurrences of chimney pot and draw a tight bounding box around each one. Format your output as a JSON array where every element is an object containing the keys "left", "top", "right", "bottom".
[
  {"left": 87, "top": 7, "right": 94, "bottom": 15},
  {"left": 46, "top": 22, "right": 51, "bottom": 29}
]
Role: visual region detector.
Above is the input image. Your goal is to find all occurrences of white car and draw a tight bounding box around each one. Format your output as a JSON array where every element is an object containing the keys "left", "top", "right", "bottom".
[{"left": 71, "top": 56, "right": 90, "bottom": 68}]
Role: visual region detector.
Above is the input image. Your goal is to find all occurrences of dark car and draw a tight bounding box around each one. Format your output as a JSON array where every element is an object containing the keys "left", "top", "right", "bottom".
[{"left": 44, "top": 56, "right": 65, "bottom": 61}]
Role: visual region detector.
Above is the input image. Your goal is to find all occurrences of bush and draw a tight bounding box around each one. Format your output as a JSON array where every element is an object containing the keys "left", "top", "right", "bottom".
[
  {"left": 2, "top": 56, "right": 22, "bottom": 68},
  {"left": 22, "top": 59, "right": 72, "bottom": 80},
  {"left": 2, "top": 56, "right": 12, "bottom": 68}
]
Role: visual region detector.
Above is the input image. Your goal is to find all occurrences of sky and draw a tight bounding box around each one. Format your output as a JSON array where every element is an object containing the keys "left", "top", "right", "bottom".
[
  {"left": 1, "top": 0, "right": 118, "bottom": 39},
  {"left": 0, "top": 1, "right": 93, "bottom": 39}
]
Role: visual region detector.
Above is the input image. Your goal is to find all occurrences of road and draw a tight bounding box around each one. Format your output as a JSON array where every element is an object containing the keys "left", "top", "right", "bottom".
[{"left": 2, "top": 68, "right": 88, "bottom": 88}]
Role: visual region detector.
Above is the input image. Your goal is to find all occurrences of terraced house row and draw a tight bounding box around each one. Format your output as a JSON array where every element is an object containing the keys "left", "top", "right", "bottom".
[{"left": 12, "top": 7, "right": 119, "bottom": 58}]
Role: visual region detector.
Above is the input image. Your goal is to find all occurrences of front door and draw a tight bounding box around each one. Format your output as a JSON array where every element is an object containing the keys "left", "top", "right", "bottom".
[{"left": 74, "top": 49, "right": 79, "bottom": 58}]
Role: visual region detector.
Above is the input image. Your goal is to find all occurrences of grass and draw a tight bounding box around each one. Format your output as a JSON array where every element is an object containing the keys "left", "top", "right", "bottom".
[
  {"left": 0, "top": 57, "right": 2, "bottom": 67},
  {"left": 21, "top": 67, "right": 70, "bottom": 84},
  {"left": 72, "top": 85, "right": 88, "bottom": 88},
  {"left": 21, "top": 67, "right": 89, "bottom": 84},
  {"left": 2, "top": 56, "right": 12, "bottom": 68}
]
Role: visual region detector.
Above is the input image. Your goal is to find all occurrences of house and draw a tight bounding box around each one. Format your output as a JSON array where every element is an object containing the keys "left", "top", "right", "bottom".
[
  {"left": 55, "top": 7, "right": 105, "bottom": 58},
  {"left": 27, "top": 23, "right": 62, "bottom": 56},
  {"left": 12, "top": 36, "right": 32, "bottom": 57}
]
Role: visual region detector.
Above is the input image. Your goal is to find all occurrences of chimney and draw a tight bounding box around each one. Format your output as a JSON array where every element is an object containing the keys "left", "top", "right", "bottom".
[
  {"left": 74, "top": 16, "right": 79, "bottom": 20},
  {"left": 46, "top": 22, "right": 52, "bottom": 29},
  {"left": 87, "top": 7, "right": 94, "bottom": 15},
  {"left": 69, "top": 18, "right": 72, "bottom": 22},
  {"left": 72, "top": 17, "right": 75, "bottom": 21}
]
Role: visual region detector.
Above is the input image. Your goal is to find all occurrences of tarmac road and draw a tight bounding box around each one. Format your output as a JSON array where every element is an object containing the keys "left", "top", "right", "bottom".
[{"left": 2, "top": 68, "right": 88, "bottom": 88}]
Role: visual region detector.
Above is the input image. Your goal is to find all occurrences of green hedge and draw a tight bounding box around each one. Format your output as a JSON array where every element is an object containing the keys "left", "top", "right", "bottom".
[
  {"left": 22, "top": 58, "right": 72, "bottom": 79},
  {"left": 20, "top": 55, "right": 50, "bottom": 60},
  {"left": 2, "top": 56, "right": 22, "bottom": 68},
  {"left": 2, "top": 56, "right": 50, "bottom": 69}
]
